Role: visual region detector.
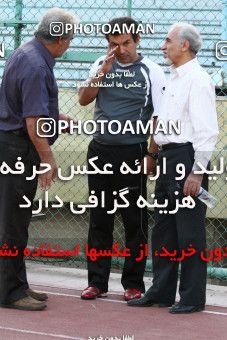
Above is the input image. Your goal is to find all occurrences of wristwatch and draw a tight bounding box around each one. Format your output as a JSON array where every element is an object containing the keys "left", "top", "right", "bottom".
[{"left": 147, "top": 152, "right": 159, "bottom": 160}]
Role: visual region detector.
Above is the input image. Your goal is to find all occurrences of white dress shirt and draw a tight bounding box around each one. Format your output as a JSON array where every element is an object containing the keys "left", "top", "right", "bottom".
[{"left": 154, "top": 58, "right": 219, "bottom": 170}]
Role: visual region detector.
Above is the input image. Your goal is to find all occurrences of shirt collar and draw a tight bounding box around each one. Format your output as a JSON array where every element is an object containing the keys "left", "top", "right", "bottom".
[
  {"left": 32, "top": 38, "right": 56, "bottom": 69},
  {"left": 116, "top": 54, "right": 143, "bottom": 67},
  {"left": 170, "top": 58, "right": 199, "bottom": 78}
]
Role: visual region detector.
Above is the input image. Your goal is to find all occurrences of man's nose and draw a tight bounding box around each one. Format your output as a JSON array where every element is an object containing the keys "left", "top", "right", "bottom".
[
  {"left": 118, "top": 45, "right": 125, "bottom": 54},
  {"left": 161, "top": 43, "right": 165, "bottom": 50}
]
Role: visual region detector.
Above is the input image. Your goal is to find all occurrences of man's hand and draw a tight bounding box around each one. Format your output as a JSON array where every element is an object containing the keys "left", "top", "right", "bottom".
[
  {"left": 26, "top": 116, "right": 58, "bottom": 191},
  {"left": 141, "top": 155, "right": 157, "bottom": 175},
  {"left": 79, "top": 46, "right": 118, "bottom": 106},
  {"left": 39, "top": 155, "right": 57, "bottom": 191},
  {"left": 100, "top": 46, "right": 118, "bottom": 75},
  {"left": 183, "top": 172, "right": 203, "bottom": 197}
]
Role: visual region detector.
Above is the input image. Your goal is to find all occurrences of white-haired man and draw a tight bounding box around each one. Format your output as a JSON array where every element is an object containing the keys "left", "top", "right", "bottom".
[
  {"left": 128, "top": 23, "right": 219, "bottom": 313},
  {"left": 0, "top": 7, "right": 78, "bottom": 310}
]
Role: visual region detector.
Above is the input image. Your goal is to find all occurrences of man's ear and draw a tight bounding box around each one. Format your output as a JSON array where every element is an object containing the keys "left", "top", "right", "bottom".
[
  {"left": 135, "top": 34, "right": 140, "bottom": 46},
  {"left": 57, "top": 36, "right": 65, "bottom": 46},
  {"left": 182, "top": 39, "right": 190, "bottom": 52}
]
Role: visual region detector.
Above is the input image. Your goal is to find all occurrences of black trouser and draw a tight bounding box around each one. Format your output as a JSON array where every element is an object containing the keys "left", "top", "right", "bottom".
[
  {"left": 0, "top": 131, "right": 40, "bottom": 304},
  {"left": 87, "top": 139, "right": 148, "bottom": 292},
  {"left": 146, "top": 143, "right": 208, "bottom": 306}
]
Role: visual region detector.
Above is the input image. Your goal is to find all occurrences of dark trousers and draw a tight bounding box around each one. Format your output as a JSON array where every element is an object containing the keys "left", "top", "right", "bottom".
[
  {"left": 87, "top": 139, "right": 148, "bottom": 292},
  {"left": 0, "top": 131, "right": 40, "bottom": 304},
  {"left": 146, "top": 144, "right": 208, "bottom": 306}
]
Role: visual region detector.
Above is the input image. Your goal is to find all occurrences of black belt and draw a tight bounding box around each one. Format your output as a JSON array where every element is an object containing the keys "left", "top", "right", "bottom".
[
  {"left": 0, "top": 129, "right": 28, "bottom": 137},
  {"left": 159, "top": 142, "right": 192, "bottom": 151}
]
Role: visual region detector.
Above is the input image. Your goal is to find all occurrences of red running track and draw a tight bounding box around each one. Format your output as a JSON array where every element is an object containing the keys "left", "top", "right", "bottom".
[{"left": 0, "top": 285, "right": 226, "bottom": 340}]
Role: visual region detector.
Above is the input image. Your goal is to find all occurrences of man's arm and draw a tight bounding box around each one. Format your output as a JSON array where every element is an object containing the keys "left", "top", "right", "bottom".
[
  {"left": 183, "top": 77, "right": 219, "bottom": 196},
  {"left": 78, "top": 47, "right": 118, "bottom": 106},
  {"left": 26, "top": 117, "right": 57, "bottom": 190},
  {"left": 141, "top": 117, "right": 159, "bottom": 174},
  {"left": 141, "top": 63, "right": 166, "bottom": 174}
]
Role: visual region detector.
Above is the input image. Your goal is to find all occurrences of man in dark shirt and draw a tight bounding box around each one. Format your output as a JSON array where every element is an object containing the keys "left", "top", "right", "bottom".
[
  {"left": 0, "top": 7, "right": 78, "bottom": 311},
  {"left": 79, "top": 17, "right": 165, "bottom": 301}
]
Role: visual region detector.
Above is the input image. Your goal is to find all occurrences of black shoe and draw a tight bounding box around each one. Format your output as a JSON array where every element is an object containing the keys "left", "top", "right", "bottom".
[
  {"left": 127, "top": 294, "right": 172, "bottom": 307},
  {"left": 169, "top": 303, "right": 205, "bottom": 314}
]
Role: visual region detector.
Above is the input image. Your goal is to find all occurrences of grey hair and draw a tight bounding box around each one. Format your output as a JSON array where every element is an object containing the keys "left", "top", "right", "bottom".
[
  {"left": 170, "top": 23, "right": 202, "bottom": 54},
  {"left": 34, "top": 7, "right": 79, "bottom": 43}
]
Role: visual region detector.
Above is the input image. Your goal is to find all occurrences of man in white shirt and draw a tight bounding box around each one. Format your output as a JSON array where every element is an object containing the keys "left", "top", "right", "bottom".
[{"left": 128, "top": 23, "right": 219, "bottom": 313}]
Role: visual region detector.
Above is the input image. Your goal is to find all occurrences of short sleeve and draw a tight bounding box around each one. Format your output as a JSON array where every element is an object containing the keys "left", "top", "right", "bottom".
[{"left": 21, "top": 66, "right": 50, "bottom": 118}]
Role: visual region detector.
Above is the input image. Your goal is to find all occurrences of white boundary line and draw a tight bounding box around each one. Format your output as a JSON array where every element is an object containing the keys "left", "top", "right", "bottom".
[
  {"left": 0, "top": 326, "right": 86, "bottom": 339},
  {"left": 203, "top": 311, "right": 227, "bottom": 316},
  {"left": 33, "top": 289, "right": 227, "bottom": 313},
  {"left": 39, "top": 290, "right": 126, "bottom": 304}
]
